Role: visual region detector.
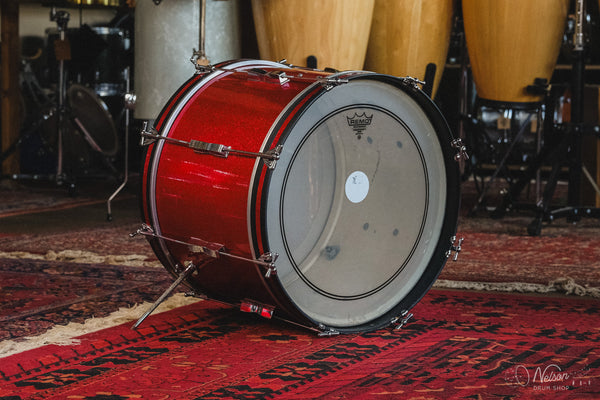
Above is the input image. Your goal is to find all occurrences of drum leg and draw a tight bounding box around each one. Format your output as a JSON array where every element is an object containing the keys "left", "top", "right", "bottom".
[
  {"left": 132, "top": 262, "right": 198, "bottom": 329},
  {"left": 107, "top": 68, "right": 133, "bottom": 221}
]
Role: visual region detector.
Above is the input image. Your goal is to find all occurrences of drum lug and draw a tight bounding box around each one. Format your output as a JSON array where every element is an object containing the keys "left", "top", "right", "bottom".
[
  {"left": 268, "top": 70, "right": 290, "bottom": 85},
  {"left": 318, "top": 76, "right": 349, "bottom": 91},
  {"left": 317, "top": 324, "right": 340, "bottom": 337},
  {"left": 139, "top": 122, "right": 159, "bottom": 146},
  {"left": 259, "top": 252, "right": 279, "bottom": 278},
  {"left": 401, "top": 76, "right": 426, "bottom": 91},
  {"left": 261, "top": 145, "right": 284, "bottom": 169},
  {"left": 248, "top": 68, "right": 290, "bottom": 85},
  {"left": 240, "top": 299, "right": 275, "bottom": 319},
  {"left": 391, "top": 310, "right": 413, "bottom": 330},
  {"left": 189, "top": 237, "right": 225, "bottom": 259},
  {"left": 451, "top": 138, "right": 469, "bottom": 162},
  {"left": 446, "top": 236, "right": 464, "bottom": 261}
]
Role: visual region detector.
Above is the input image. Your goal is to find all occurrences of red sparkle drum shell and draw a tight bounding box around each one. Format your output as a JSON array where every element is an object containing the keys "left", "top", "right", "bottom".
[{"left": 141, "top": 60, "right": 460, "bottom": 333}]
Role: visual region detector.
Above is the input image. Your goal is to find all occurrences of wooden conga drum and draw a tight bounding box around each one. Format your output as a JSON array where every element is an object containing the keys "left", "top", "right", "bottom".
[
  {"left": 251, "top": 0, "right": 375, "bottom": 71},
  {"left": 462, "top": 0, "right": 569, "bottom": 106},
  {"left": 364, "top": 0, "right": 455, "bottom": 98}
]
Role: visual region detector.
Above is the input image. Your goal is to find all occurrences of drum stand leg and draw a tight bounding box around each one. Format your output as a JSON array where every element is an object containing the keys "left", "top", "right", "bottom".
[
  {"left": 51, "top": 7, "right": 70, "bottom": 187},
  {"left": 132, "top": 262, "right": 197, "bottom": 329},
  {"left": 107, "top": 68, "right": 133, "bottom": 221},
  {"left": 470, "top": 111, "right": 535, "bottom": 215}
]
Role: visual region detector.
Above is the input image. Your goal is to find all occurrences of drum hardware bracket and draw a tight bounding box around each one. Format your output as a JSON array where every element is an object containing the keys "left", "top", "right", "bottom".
[
  {"left": 446, "top": 236, "right": 464, "bottom": 262},
  {"left": 259, "top": 252, "right": 278, "bottom": 278},
  {"left": 131, "top": 224, "right": 279, "bottom": 269},
  {"left": 192, "top": 63, "right": 216, "bottom": 74},
  {"left": 131, "top": 261, "right": 198, "bottom": 329},
  {"left": 139, "top": 122, "right": 159, "bottom": 146},
  {"left": 451, "top": 138, "right": 469, "bottom": 162},
  {"left": 318, "top": 77, "right": 349, "bottom": 91},
  {"left": 248, "top": 68, "right": 291, "bottom": 85},
  {"left": 391, "top": 310, "right": 413, "bottom": 330},
  {"left": 401, "top": 76, "right": 426, "bottom": 91},
  {"left": 184, "top": 291, "right": 208, "bottom": 300},
  {"left": 240, "top": 299, "right": 275, "bottom": 319},
  {"left": 139, "top": 123, "right": 283, "bottom": 170},
  {"left": 317, "top": 324, "right": 340, "bottom": 337}
]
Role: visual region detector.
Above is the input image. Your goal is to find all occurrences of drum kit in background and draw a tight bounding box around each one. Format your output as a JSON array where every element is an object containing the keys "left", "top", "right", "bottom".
[
  {"left": 460, "top": 0, "right": 600, "bottom": 235},
  {"left": 14, "top": 4, "right": 131, "bottom": 192}
]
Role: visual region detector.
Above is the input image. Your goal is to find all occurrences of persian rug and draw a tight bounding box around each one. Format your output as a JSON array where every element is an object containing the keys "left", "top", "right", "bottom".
[
  {"left": 0, "top": 258, "right": 175, "bottom": 342},
  {"left": 0, "top": 289, "right": 598, "bottom": 399},
  {"left": 0, "top": 182, "right": 101, "bottom": 219}
]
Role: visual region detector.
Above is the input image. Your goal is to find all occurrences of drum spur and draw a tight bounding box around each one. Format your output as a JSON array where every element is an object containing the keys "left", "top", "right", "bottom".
[{"left": 131, "top": 261, "right": 198, "bottom": 330}]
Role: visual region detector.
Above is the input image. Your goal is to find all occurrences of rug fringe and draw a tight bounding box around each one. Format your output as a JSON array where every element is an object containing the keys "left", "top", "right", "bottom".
[
  {"left": 434, "top": 277, "right": 600, "bottom": 298},
  {"left": 0, "top": 249, "right": 162, "bottom": 268},
  {"left": 0, "top": 293, "right": 202, "bottom": 359}
]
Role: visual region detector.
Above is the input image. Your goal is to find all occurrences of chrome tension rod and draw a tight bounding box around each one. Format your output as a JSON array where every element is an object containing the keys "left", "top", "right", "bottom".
[{"left": 139, "top": 123, "right": 283, "bottom": 169}]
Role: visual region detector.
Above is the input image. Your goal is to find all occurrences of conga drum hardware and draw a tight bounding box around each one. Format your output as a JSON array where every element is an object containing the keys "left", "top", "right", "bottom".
[
  {"left": 136, "top": 59, "right": 461, "bottom": 334},
  {"left": 462, "top": 0, "right": 569, "bottom": 106}
]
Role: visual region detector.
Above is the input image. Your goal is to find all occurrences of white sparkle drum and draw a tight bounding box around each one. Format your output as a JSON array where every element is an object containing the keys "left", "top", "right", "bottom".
[
  {"left": 141, "top": 60, "right": 461, "bottom": 333},
  {"left": 134, "top": 0, "right": 241, "bottom": 120}
]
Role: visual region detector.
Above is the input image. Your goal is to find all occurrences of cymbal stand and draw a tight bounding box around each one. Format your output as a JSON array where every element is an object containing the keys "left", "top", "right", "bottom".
[
  {"left": 50, "top": 6, "right": 70, "bottom": 186},
  {"left": 107, "top": 67, "right": 135, "bottom": 221}
]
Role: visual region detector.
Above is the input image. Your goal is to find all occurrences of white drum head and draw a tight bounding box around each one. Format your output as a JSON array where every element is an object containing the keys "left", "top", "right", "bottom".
[{"left": 264, "top": 78, "right": 448, "bottom": 328}]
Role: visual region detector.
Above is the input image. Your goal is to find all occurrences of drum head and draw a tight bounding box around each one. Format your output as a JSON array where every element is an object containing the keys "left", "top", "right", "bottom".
[
  {"left": 261, "top": 76, "right": 458, "bottom": 330},
  {"left": 68, "top": 84, "right": 119, "bottom": 156}
]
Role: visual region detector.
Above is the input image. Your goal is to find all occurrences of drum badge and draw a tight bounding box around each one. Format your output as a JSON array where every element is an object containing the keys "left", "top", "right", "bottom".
[{"left": 347, "top": 112, "right": 373, "bottom": 138}]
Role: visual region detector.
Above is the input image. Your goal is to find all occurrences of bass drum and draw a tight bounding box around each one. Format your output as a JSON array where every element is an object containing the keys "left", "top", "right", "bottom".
[{"left": 141, "top": 60, "right": 460, "bottom": 333}]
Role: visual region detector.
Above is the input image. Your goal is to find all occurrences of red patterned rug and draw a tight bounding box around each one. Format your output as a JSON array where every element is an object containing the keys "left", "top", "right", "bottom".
[
  {"left": 0, "top": 258, "right": 175, "bottom": 342},
  {"left": 0, "top": 289, "right": 598, "bottom": 399}
]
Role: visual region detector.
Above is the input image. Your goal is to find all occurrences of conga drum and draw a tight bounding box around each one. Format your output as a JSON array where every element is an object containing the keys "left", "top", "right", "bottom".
[
  {"left": 364, "top": 0, "right": 455, "bottom": 99},
  {"left": 462, "top": 0, "right": 569, "bottom": 106},
  {"left": 139, "top": 59, "right": 461, "bottom": 333},
  {"left": 251, "top": 0, "right": 374, "bottom": 70},
  {"left": 134, "top": 0, "right": 241, "bottom": 120}
]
